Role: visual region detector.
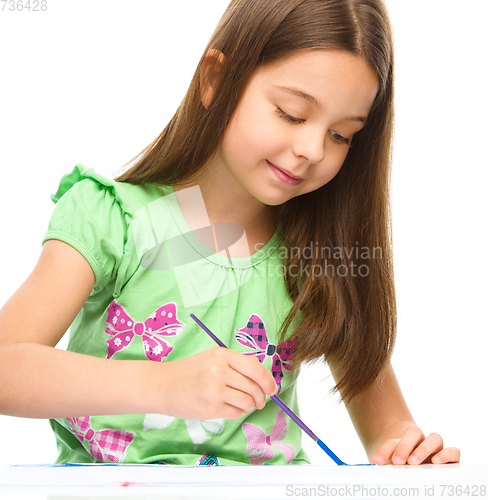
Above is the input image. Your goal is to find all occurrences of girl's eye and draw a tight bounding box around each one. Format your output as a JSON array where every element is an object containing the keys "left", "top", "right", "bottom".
[
  {"left": 330, "top": 131, "right": 352, "bottom": 147},
  {"left": 275, "top": 107, "right": 352, "bottom": 146},
  {"left": 275, "top": 107, "right": 306, "bottom": 125}
]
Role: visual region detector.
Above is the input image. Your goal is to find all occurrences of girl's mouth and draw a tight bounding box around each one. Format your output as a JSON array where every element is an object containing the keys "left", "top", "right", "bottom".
[{"left": 266, "top": 161, "right": 304, "bottom": 186}]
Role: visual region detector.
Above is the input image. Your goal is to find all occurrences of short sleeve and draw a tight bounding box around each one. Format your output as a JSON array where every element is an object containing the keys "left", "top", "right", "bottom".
[{"left": 42, "top": 164, "right": 129, "bottom": 294}]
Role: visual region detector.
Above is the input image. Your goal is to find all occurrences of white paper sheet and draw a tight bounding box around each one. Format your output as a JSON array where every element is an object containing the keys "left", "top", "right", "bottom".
[{"left": 0, "top": 463, "right": 482, "bottom": 499}]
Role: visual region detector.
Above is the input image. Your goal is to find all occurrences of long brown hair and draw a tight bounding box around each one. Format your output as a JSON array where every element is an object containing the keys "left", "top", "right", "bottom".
[{"left": 117, "top": 0, "right": 396, "bottom": 404}]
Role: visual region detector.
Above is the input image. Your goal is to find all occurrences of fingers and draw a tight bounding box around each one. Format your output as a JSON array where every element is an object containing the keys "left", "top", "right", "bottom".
[
  {"left": 224, "top": 366, "right": 270, "bottom": 412},
  {"left": 198, "top": 347, "right": 277, "bottom": 419},
  {"left": 389, "top": 426, "right": 425, "bottom": 465},
  {"left": 402, "top": 433, "right": 460, "bottom": 465},
  {"left": 431, "top": 446, "right": 461, "bottom": 464},
  {"left": 227, "top": 350, "right": 277, "bottom": 397},
  {"left": 371, "top": 438, "right": 400, "bottom": 465},
  {"left": 406, "top": 432, "right": 443, "bottom": 465},
  {"left": 372, "top": 426, "right": 461, "bottom": 466},
  {"left": 371, "top": 426, "right": 424, "bottom": 465}
]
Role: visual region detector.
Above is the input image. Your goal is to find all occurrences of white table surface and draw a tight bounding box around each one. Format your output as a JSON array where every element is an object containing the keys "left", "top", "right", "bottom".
[{"left": 0, "top": 463, "right": 485, "bottom": 499}]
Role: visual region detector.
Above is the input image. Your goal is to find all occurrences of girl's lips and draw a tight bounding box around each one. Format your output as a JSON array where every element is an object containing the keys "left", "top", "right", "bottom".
[{"left": 266, "top": 161, "right": 304, "bottom": 186}]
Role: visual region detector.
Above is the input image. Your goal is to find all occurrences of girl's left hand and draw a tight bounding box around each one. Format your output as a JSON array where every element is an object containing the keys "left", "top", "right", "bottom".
[{"left": 370, "top": 425, "right": 460, "bottom": 465}]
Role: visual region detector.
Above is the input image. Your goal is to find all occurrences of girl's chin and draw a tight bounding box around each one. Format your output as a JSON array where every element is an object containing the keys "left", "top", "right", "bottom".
[{"left": 254, "top": 188, "right": 299, "bottom": 207}]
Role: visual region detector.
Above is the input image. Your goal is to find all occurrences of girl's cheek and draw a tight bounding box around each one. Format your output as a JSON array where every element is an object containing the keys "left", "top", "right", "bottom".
[
  {"left": 324, "top": 150, "right": 349, "bottom": 181},
  {"left": 254, "top": 117, "right": 287, "bottom": 151},
  {"left": 303, "top": 150, "right": 349, "bottom": 193}
]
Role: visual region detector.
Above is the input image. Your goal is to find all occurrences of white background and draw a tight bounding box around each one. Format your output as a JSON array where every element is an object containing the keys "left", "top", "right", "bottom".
[{"left": 0, "top": 0, "right": 486, "bottom": 471}]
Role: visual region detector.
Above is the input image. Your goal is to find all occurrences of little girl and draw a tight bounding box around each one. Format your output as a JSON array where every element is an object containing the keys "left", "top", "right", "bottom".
[{"left": 0, "top": 0, "right": 459, "bottom": 466}]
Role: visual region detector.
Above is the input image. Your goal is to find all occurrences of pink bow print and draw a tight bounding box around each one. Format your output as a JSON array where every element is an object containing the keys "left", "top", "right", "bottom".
[
  {"left": 105, "top": 301, "right": 184, "bottom": 361},
  {"left": 234, "top": 313, "right": 294, "bottom": 392},
  {"left": 67, "top": 416, "right": 135, "bottom": 463},
  {"left": 242, "top": 410, "right": 294, "bottom": 465}
]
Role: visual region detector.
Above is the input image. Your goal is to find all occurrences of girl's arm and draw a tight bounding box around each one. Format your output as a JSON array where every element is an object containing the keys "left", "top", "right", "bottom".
[
  {"left": 0, "top": 240, "right": 275, "bottom": 420},
  {"left": 332, "top": 362, "right": 460, "bottom": 465},
  {"left": 0, "top": 239, "right": 160, "bottom": 418}
]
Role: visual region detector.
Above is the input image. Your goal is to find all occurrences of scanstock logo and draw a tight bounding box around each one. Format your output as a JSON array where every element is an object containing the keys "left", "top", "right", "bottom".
[{"left": 132, "top": 186, "right": 253, "bottom": 308}]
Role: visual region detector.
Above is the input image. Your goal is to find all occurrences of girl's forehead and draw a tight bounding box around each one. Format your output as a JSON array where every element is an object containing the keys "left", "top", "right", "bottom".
[
  {"left": 258, "top": 49, "right": 372, "bottom": 79},
  {"left": 252, "top": 49, "right": 379, "bottom": 104}
]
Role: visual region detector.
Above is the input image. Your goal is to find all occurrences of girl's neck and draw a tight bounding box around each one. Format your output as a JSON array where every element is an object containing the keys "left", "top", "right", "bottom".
[{"left": 173, "top": 166, "right": 278, "bottom": 257}]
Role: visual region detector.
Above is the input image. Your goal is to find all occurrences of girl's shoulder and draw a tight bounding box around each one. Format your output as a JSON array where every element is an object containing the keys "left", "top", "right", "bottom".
[
  {"left": 51, "top": 163, "right": 167, "bottom": 219},
  {"left": 44, "top": 163, "right": 170, "bottom": 294}
]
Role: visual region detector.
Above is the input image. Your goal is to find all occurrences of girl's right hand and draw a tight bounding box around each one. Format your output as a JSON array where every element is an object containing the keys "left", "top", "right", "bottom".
[{"left": 158, "top": 347, "right": 277, "bottom": 421}]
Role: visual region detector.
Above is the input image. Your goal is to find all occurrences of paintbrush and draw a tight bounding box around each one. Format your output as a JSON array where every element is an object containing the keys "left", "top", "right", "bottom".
[{"left": 190, "top": 313, "right": 373, "bottom": 466}]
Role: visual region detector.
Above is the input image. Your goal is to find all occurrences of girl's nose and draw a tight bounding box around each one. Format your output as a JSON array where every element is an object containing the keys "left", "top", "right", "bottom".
[{"left": 292, "top": 130, "right": 326, "bottom": 164}]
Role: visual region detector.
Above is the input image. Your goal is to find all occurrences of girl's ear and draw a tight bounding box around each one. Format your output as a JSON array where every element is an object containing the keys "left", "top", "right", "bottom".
[{"left": 200, "top": 49, "right": 226, "bottom": 109}]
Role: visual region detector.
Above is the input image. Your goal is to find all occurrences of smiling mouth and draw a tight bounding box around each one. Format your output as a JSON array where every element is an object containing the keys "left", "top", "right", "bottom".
[{"left": 266, "top": 161, "right": 304, "bottom": 186}]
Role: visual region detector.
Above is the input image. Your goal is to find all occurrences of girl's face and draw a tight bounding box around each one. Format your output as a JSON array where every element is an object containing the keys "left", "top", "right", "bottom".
[{"left": 212, "top": 49, "right": 380, "bottom": 207}]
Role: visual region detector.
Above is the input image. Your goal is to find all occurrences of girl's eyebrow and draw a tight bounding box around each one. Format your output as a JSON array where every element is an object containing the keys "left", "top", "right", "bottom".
[
  {"left": 272, "top": 85, "right": 367, "bottom": 123},
  {"left": 273, "top": 85, "right": 321, "bottom": 107}
]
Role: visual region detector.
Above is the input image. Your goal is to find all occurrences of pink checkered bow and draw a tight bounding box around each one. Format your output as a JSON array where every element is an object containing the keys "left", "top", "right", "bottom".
[
  {"left": 105, "top": 300, "right": 184, "bottom": 361},
  {"left": 234, "top": 313, "right": 295, "bottom": 392},
  {"left": 242, "top": 410, "right": 294, "bottom": 465},
  {"left": 67, "top": 416, "right": 135, "bottom": 463}
]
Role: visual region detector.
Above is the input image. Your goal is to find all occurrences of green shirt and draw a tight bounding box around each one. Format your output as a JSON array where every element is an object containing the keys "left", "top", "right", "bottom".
[{"left": 43, "top": 163, "right": 310, "bottom": 466}]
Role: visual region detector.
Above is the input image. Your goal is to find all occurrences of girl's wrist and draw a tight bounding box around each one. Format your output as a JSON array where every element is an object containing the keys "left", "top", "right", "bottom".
[
  {"left": 113, "top": 358, "right": 172, "bottom": 416},
  {"left": 145, "top": 358, "right": 173, "bottom": 416}
]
